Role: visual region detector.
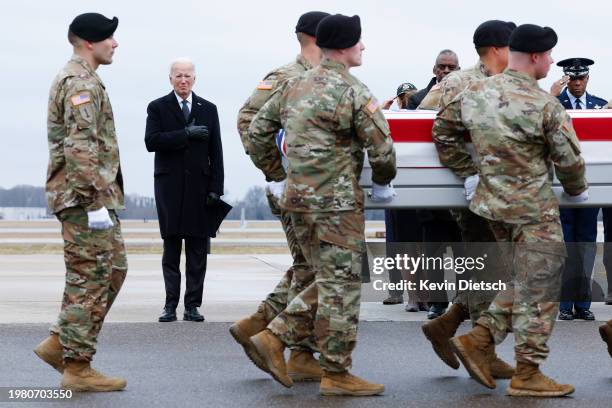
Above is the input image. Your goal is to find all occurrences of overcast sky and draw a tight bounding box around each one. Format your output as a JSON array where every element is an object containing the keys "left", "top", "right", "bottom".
[{"left": 2, "top": 0, "right": 611, "bottom": 201}]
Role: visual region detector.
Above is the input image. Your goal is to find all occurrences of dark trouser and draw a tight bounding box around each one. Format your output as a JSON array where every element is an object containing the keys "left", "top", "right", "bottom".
[
  {"left": 162, "top": 236, "right": 208, "bottom": 309},
  {"left": 602, "top": 208, "right": 612, "bottom": 301},
  {"left": 559, "top": 208, "right": 598, "bottom": 311},
  {"left": 420, "top": 211, "right": 463, "bottom": 308},
  {"left": 384, "top": 209, "right": 422, "bottom": 298}
]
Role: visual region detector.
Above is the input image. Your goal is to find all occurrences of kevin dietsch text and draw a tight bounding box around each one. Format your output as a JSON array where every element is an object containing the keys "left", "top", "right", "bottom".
[{"left": 372, "top": 279, "right": 507, "bottom": 292}]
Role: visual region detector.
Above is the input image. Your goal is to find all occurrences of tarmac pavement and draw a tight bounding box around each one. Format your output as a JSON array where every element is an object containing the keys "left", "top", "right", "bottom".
[
  {"left": 0, "top": 322, "right": 610, "bottom": 407},
  {"left": 0, "top": 251, "right": 610, "bottom": 407}
]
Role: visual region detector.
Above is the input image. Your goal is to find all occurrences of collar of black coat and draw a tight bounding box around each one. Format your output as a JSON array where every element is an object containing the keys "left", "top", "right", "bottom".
[{"left": 164, "top": 90, "right": 202, "bottom": 123}]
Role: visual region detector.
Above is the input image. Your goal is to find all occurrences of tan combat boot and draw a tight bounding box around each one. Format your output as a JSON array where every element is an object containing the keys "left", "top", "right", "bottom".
[
  {"left": 250, "top": 329, "right": 293, "bottom": 388},
  {"left": 449, "top": 324, "right": 496, "bottom": 389},
  {"left": 489, "top": 354, "right": 515, "bottom": 379},
  {"left": 61, "top": 360, "right": 126, "bottom": 392},
  {"left": 320, "top": 371, "right": 384, "bottom": 396},
  {"left": 421, "top": 303, "right": 466, "bottom": 369},
  {"left": 506, "top": 361, "right": 574, "bottom": 397},
  {"left": 599, "top": 321, "right": 612, "bottom": 358},
  {"left": 229, "top": 303, "right": 273, "bottom": 373},
  {"left": 287, "top": 350, "right": 322, "bottom": 381},
  {"left": 34, "top": 334, "right": 64, "bottom": 374}
]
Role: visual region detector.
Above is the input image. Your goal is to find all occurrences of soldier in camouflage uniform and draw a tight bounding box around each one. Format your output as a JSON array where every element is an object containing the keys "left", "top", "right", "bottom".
[
  {"left": 33, "top": 13, "right": 127, "bottom": 392},
  {"left": 247, "top": 14, "right": 396, "bottom": 396},
  {"left": 230, "top": 11, "right": 329, "bottom": 382},
  {"left": 435, "top": 24, "right": 587, "bottom": 397},
  {"left": 421, "top": 20, "right": 516, "bottom": 378}
]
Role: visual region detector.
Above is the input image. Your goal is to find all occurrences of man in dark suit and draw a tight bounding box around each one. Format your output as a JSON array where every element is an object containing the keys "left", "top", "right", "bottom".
[
  {"left": 407, "top": 49, "right": 459, "bottom": 109},
  {"left": 553, "top": 58, "right": 607, "bottom": 320},
  {"left": 145, "top": 58, "right": 224, "bottom": 323}
]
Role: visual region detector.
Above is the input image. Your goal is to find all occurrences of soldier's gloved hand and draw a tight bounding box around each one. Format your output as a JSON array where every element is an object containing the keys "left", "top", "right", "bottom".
[
  {"left": 266, "top": 179, "right": 286, "bottom": 200},
  {"left": 464, "top": 174, "right": 480, "bottom": 201},
  {"left": 185, "top": 123, "right": 209, "bottom": 141},
  {"left": 206, "top": 192, "right": 220, "bottom": 206},
  {"left": 369, "top": 182, "right": 396, "bottom": 203},
  {"left": 563, "top": 189, "right": 589, "bottom": 203},
  {"left": 87, "top": 207, "right": 114, "bottom": 230}
]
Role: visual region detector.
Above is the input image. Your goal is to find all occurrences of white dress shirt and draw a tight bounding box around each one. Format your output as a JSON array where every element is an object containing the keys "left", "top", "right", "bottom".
[
  {"left": 174, "top": 91, "right": 193, "bottom": 113},
  {"left": 567, "top": 91, "right": 587, "bottom": 109}
]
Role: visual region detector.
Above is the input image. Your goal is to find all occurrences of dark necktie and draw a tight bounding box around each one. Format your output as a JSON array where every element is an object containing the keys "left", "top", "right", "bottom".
[
  {"left": 575, "top": 99, "right": 582, "bottom": 110},
  {"left": 181, "top": 100, "right": 190, "bottom": 120}
]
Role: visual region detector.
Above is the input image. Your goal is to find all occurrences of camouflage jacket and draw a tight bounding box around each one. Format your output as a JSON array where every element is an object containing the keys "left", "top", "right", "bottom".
[
  {"left": 430, "top": 61, "right": 493, "bottom": 177},
  {"left": 46, "top": 55, "right": 124, "bottom": 213},
  {"left": 237, "top": 54, "right": 312, "bottom": 154},
  {"left": 434, "top": 69, "right": 587, "bottom": 224},
  {"left": 418, "top": 62, "right": 490, "bottom": 110},
  {"left": 248, "top": 58, "right": 396, "bottom": 212}
]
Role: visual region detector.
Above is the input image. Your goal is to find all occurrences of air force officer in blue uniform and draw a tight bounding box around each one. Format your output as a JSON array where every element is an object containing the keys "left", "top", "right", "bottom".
[{"left": 554, "top": 58, "right": 607, "bottom": 320}]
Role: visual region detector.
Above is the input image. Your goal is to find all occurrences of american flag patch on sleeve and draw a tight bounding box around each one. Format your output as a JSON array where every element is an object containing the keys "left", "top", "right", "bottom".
[
  {"left": 70, "top": 92, "right": 91, "bottom": 106},
  {"left": 366, "top": 98, "right": 380, "bottom": 114},
  {"left": 257, "top": 80, "right": 274, "bottom": 90}
]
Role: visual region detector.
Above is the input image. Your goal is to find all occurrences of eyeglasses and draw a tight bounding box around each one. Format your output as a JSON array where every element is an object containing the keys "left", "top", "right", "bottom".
[{"left": 436, "top": 64, "right": 458, "bottom": 71}]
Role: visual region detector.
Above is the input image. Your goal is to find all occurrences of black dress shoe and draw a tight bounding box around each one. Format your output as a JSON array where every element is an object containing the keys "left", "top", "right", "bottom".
[
  {"left": 427, "top": 305, "right": 446, "bottom": 320},
  {"left": 574, "top": 309, "right": 595, "bottom": 321},
  {"left": 159, "top": 307, "right": 177, "bottom": 322},
  {"left": 184, "top": 307, "right": 205, "bottom": 322},
  {"left": 382, "top": 295, "right": 403, "bottom": 305}
]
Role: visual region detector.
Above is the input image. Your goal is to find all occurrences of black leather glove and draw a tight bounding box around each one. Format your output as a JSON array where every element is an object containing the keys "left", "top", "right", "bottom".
[
  {"left": 185, "top": 122, "right": 209, "bottom": 141},
  {"left": 206, "top": 192, "right": 220, "bottom": 206}
]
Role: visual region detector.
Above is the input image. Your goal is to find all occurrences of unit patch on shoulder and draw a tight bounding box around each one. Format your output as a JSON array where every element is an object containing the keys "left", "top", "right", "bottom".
[
  {"left": 70, "top": 92, "right": 91, "bottom": 106},
  {"left": 257, "top": 80, "right": 275, "bottom": 90},
  {"left": 366, "top": 98, "right": 380, "bottom": 114}
]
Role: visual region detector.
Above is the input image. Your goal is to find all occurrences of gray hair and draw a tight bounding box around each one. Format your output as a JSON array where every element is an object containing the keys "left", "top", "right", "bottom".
[
  {"left": 169, "top": 57, "right": 196, "bottom": 75},
  {"left": 436, "top": 49, "right": 458, "bottom": 63}
]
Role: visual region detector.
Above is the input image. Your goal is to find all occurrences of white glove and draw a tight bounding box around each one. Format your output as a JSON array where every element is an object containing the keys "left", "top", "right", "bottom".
[
  {"left": 370, "top": 182, "right": 396, "bottom": 203},
  {"left": 464, "top": 174, "right": 480, "bottom": 201},
  {"left": 563, "top": 189, "right": 589, "bottom": 203},
  {"left": 87, "top": 207, "right": 114, "bottom": 230},
  {"left": 266, "top": 179, "right": 286, "bottom": 200}
]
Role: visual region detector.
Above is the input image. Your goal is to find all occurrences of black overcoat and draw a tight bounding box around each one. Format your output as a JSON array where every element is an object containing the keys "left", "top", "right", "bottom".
[{"left": 145, "top": 91, "right": 224, "bottom": 238}]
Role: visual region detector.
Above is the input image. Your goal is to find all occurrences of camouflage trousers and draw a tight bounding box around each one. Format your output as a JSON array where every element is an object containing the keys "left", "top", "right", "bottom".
[
  {"left": 450, "top": 209, "right": 512, "bottom": 324},
  {"left": 477, "top": 220, "right": 565, "bottom": 365},
  {"left": 268, "top": 210, "right": 365, "bottom": 373},
  {"left": 50, "top": 207, "right": 127, "bottom": 362},
  {"left": 260, "top": 193, "right": 317, "bottom": 351}
]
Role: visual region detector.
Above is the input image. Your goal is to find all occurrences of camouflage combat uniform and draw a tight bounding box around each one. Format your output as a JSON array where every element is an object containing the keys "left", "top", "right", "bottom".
[
  {"left": 237, "top": 55, "right": 316, "bottom": 350},
  {"left": 428, "top": 61, "right": 512, "bottom": 323},
  {"left": 433, "top": 68, "right": 587, "bottom": 365},
  {"left": 46, "top": 55, "right": 127, "bottom": 361},
  {"left": 249, "top": 58, "right": 396, "bottom": 372}
]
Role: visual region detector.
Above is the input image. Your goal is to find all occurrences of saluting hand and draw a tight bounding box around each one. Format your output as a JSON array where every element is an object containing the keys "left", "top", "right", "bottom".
[{"left": 550, "top": 75, "right": 569, "bottom": 97}]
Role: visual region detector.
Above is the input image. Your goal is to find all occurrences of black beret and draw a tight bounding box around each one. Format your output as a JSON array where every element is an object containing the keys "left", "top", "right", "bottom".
[
  {"left": 69, "top": 12, "right": 118, "bottom": 42},
  {"left": 295, "top": 11, "right": 330, "bottom": 36},
  {"left": 557, "top": 57, "right": 594, "bottom": 78},
  {"left": 316, "top": 14, "right": 361, "bottom": 49},
  {"left": 473, "top": 20, "right": 516, "bottom": 47},
  {"left": 509, "top": 24, "right": 558, "bottom": 53}
]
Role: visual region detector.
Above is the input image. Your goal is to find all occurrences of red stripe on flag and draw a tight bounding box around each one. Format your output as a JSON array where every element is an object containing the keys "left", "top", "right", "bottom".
[{"left": 387, "top": 115, "right": 612, "bottom": 142}]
